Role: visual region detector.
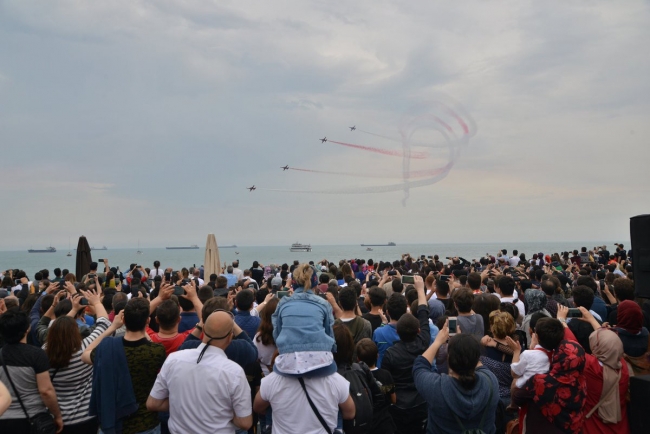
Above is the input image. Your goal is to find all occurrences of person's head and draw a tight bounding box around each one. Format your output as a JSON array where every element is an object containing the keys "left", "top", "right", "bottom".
[
  {"left": 396, "top": 313, "right": 420, "bottom": 342},
  {"left": 333, "top": 323, "right": 354, "bottom": 366},
  {"left": 499, "top": 302, "right": 519, "bottom": 322},
  {"left": 319, "top": 273, "right": 330, "bottom": 284},
  {"left": 209, "top": 273, "right": 218, "bottom": 283},
  {"left": 156, "top": 300, "right": 181, "bottom": 331},
  {"left": 89, "top": 262, "right": 98, "bottom": 272},
  {"left": 589, "top": 328, "right": 624, "bottom": 368},
  {"left": 571, "top": 285, "right": 594, "bottom": 310},
  {"left": 198, "top": 286, "right": 214, "bottom": 303},
  {"left": 448, "top": 334, "right": 481, "bottom": 389},
  {"left": 489, "top": 311, "right": 516, "bottom": 339},
  {"left": 0, "top": 309, "right": 30, "bottom": 344},
  {"left": 467, "top": 272, "right": 481, "bottom": 291},
  {"left": 576, "top": 276, "right": 597, "bottom": 294},
  {"left": 391, "top": 278, "right": 403, "bottom": 295},
  {"left": 368, "top": 286, "right": 386, "bottom": 308},
  {"left": 202, "top": 310, "right": 235, "bottom": 351},
  {"left": 46, "top": 316, "right": 82, "bottom": 369},
  {"left": 452, "top": 288, "right": 474, "bottom": 314},
  {"left": 612, "top": 278, "right": 635, "bottom": 302},
  {"left": 435, "top": 280, "right": 450, "bottom": 297},
  {"left": 3, "top": 296, "right": 19, "bottom": 311},
  {"left": 617, "top": 300, "right": 643, "bottom": 334},
  {"left": 235, "top": 289, "right": 255, "bottom": 311},
  {"left": 472, "top": 293, "right": 501, "bottom": 335},
  {"left": 256, "top": 296, "right": 279, "bottom": 346},
  {"left": 525, "top": 289, "right": 548, "bottom": 314},
  {"left": 386, "top": 293, "right": 407, "bottom": 322},
  {"left": 226, "top": 266, "right": 233, "bottom": 274},
  {"left": 534, "top": 317, "right": 565, "bottom": 351},
  {"left": 123, "top": 298, "right": 151, "bottom": 332},
  {"left": 338, "top": 287, "right": 357, "bottom": 312},
  {"left": 216, "top": 276, "right": 228, "bottom": 289},
  {"left": 356, "top": 338, "right": 378, "bottom": 368},
  {"left": 541, "top": 280, "right": 556, "bottom": 297},
  {"left": 529, "top": 311, "right": 548, "bottom": 336},
  {"left": 498, "top": 276, "right": 515, "bottom": 296},
  {"left": 292, "top": 263, "right": 314, "bottom": 289}
]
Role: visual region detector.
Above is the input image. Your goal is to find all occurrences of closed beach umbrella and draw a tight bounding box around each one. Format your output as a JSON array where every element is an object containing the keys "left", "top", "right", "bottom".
[
  {"left": 204, "top": 233, "right": 221, "bottom": 279},
  {"left": 75, "top": 235, "right": 92, "bottom": 281}
]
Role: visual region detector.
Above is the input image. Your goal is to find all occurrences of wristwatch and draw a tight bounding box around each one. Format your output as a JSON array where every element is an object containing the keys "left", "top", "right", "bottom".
[{"left": 195, "top": 323, "right": 203, "bottom": 331}]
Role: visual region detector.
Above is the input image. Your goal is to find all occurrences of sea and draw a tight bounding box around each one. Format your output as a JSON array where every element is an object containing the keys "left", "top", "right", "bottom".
[{"left": 1, "top": 241, "right": 627, "bottom": 277}]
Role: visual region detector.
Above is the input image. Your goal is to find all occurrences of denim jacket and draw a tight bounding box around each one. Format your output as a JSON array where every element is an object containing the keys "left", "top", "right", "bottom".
[{"left": 272, "top": 287, "right": 336, "bottom": 354}]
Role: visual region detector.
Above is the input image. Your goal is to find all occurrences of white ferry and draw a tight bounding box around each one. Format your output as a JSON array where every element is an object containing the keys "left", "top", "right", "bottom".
[{"left": 290, "top": 242, "right": 312, "bottom": 252}]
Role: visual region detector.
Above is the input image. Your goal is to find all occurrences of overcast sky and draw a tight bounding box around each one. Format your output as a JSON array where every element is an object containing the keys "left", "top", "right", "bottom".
[{"left": 1, "top": 0, "right": 648, "bottom": 249}]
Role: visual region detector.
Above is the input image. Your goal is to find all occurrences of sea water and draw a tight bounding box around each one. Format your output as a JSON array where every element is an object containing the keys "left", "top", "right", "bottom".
[{"left": 0, "top": 241, "right": 626, "bottom": 278}]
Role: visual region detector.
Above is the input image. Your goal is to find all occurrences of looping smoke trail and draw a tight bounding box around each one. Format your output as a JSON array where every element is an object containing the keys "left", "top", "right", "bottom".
[
  {"left": 327, "top": 140, "right": 428, "bottom": 159},
  {"left": 263, "top": 98, "right": 476, "bottom": 201}
]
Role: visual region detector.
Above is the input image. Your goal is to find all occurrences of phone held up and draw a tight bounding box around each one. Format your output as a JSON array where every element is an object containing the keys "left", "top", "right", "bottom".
[
  {"left": 567, "top": 308, "right": 582, "bottom": 318},
  {"left": 401, "top": 275, "right": 415, "bottom": 284},
  {"left": 277, "top": 291, "right": 289, "bottom": 299},
  {"left": 448, "top": 317, "right": 458, "bottom": 336}
]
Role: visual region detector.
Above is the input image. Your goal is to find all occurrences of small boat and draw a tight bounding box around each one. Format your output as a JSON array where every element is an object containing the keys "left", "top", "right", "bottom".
[
  {"left": 91, "top": 246, "right": 108, "bottom": 250},
  {"left": 360, "top": 242, "right": 396, "bottom": 247},
  {"left": 290, "top": 242, "right": 312, "bottom": 252},
  {"left": 66, "top": 252, "right": 72, "bottom": 257},
  {"left": 166, "top": 245, "right": 199, "bottom": 250},
  {"left": 137, "top": 240, "right": 143, "bottom": 255},
  {"left": 235, "top": 252, "right": 240, "bottom": 255},
  {"left": 366, "top": 247, "right": 373, "bottom": 251},
  {"left": 28, "top": 246, "right": 56, "bottom": 253},
  {"left": 220, "top": 245, "right": 238, "bottom": 248}
]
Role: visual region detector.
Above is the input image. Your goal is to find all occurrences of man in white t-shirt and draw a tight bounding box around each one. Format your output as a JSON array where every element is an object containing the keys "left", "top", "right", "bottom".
[
  {"left": 147, "top": 311, "right": 252, "bottom": 433},
  {"left": 493, "top": 276, "right": 526, "bottom": 320},
  {"left": 509, "top": 250, "right": 521, "bottom": 268},
  {"left": 232, "top": 261, "right": 244, "bottom": 281},
  {"left": 254, "top": 372, "right": 354, "bottom": 434}
]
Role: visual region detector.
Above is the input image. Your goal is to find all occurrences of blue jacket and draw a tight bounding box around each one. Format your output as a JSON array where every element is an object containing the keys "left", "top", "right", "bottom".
[
  {"left": 373, "top": 323, "right": 399, "bottom": 368},
  {"left": 89, "top": 337, "right": 138, "bottom": 434},
  {"left": 412, "top": 357, "right": 499, "bottom": 434},
  {"left": 235, "top": 310, "right": 261, "bottom": 339},
  {"left": 272, "top": 287, "right": 336, "bottom": 354}
]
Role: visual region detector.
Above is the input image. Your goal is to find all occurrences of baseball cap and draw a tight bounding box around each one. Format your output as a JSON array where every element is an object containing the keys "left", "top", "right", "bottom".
[{"left": 271, "top": 276, "right": 282, "bottom": 288}]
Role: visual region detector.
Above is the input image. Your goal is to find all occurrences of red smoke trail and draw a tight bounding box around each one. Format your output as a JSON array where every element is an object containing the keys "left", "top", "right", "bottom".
[{"left": 327, "top": 140, "right": 428, "bottom": 159}]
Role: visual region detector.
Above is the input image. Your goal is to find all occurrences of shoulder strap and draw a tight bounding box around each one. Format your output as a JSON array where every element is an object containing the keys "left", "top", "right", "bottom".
[
  {"left": 298, "top": 377, "right": 333, "bottom": 434},
  {"left": 0, "top": 349, "right": 31, "bottom": 420}
]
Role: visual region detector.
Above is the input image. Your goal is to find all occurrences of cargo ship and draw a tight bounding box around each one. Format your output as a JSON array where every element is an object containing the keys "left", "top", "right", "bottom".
[
  {"left": 92, "top": 246, "right": 108, "bottom": 250},
  {"left": 166, "top": 245, "right": 199, "bottom": 250},
  {"left": 28, "top": 246, "right": 56, "bottom": 253},
  {"left": 360, "top": 242, "right": 396, "bottom": 247}
]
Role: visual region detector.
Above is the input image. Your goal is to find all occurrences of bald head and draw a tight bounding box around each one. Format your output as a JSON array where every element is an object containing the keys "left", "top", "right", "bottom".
[{"left": 203, "top": 311, "right": 234, "bottom": 349}]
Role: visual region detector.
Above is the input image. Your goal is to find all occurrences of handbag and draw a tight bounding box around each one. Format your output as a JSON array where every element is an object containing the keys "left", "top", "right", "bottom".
[{"left": 0, "top": 349, "right": 57, "bottom": 434}]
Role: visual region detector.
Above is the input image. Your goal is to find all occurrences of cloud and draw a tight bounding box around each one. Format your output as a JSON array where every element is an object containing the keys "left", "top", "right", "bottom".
[{"left": 0, "top": 0, "right": 648, "bottom": 249}]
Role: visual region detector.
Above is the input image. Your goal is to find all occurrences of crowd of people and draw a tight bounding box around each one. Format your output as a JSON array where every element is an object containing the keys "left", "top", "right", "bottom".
[{"left": 0, "top": 243, "right": 648, "bottom": 434}]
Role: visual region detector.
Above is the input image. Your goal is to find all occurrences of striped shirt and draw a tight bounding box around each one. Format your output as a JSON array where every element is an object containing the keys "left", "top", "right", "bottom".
[{"left": 43, "top": 317, "right": 111, "bottom": 426}]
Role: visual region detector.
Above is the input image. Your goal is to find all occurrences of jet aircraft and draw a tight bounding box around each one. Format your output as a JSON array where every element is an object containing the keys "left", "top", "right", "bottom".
[
  {"left": 281, "top": 165, "right": 289, "bottom": 171},
  {"left": 320, "top": 137, "right": 327, "bottom": 143},
  {"left": 247, "top": 186, "right": 256, "bottom": 192},
  {"left": 349, "top": 126, "right": 356, "bottom": 131}
]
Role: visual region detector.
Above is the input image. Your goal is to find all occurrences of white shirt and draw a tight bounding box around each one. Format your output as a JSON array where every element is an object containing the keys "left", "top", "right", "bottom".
[
  {"left": 494, "top": 294, "right": 526, "bottom": 318},
  {"left": 149, "top": 268, "right": 164, "bottom": 278},
  {"left": 509, "top": 256, "right": 521, "bottom": 267},
  {"left": 511, "top": 346, "right": 550, "bottom": 388},
  {"left": 233, "top": 268, "right": 244, "bottom": 280},
  {"left": 260, "top": 372, "right": 350, "bottom": 434},
  {"left": 150, "top": 344, "right": 251, "bottom": 434},
  {"left": 254, "top": 332, "right": 277, "bottom": 376}
]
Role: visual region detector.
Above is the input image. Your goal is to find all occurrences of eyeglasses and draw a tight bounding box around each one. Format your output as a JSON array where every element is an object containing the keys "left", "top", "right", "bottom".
[{"left": 196, "top": 309, "right": 234, "bottom": 364}]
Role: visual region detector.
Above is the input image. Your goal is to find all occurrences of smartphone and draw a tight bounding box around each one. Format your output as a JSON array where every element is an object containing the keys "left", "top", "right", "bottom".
[
  {"left": 567, "top": 308, "right": 582, "bottom": 318},
  {"left": 164, "top": 272, "right": 171, "bottom": 281},
  {"left": 96, "top": 259, "right": 104, "bottom": 263},
  {"left": 388, "top": 270, "right": 397, "bottom": 276},
  {"left": 173, "top": 286, "right": 185, "bottom": 297},
  {"left": 277, "top": 291, "right": 289, "bottom": 299},
  {"left": 448, "top": 317, "right": 457, "bottom": 335},
  {"left": 440, "top": 275, "right": 451, "bottom": 282},
  {"left": 318, "top": 293, "right": 328, "bottom": 300},
  {"left": 401, "top": 275, "right": 415, "bottom": 284},
  {"left": 80, "top": 297, "right": 89, "bottom": 306}
]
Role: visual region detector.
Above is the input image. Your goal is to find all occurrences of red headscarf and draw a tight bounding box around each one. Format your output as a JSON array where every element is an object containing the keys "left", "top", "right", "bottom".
[{"left": 617, "top": 300, "right": 643, "bottom": 334}]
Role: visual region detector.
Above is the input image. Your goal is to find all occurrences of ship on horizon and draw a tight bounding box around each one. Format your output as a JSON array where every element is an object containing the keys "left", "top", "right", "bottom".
[
  {"left": 166, "top": 245, "right": 200, "bottom": 250},
  {"left": 91, "top": 246, "right": 108, "bottom": 250},
  {"left": 360, "top": 242, "right": 396, "bottom": 247},
  {"left": 290, "top": 242, "right": 312, "bottom": 252},
  {"left": 28, "top": 246, "right": 56, "bottom": 253}
]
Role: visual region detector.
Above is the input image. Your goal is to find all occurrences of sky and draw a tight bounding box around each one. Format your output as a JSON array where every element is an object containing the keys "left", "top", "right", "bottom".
[{"left": 1, "top": 0, "right": 648, "bottom": 249}]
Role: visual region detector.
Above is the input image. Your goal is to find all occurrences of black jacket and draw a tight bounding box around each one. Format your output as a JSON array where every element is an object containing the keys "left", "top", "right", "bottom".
[{"left": 381, "top": 304, "right": 430, "bottom": 409}]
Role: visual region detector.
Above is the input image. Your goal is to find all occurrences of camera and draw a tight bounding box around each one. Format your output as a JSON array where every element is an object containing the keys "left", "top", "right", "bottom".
[{"left": 173, "top": 286, "right": 185, "bottom": 296}]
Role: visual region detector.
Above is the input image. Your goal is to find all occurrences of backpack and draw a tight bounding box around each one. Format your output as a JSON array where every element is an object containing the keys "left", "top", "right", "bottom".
[
  {"left": 452, "top": 372, "right": 494, "bottom": 434},
  {"left": 338, "top": 363, "right": 374, "bottom": 434}
]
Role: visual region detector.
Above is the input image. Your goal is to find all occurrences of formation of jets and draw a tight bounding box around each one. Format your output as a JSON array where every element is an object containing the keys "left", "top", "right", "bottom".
[{"left": 248, "top": 127, "right": 356, "bottom": 189}]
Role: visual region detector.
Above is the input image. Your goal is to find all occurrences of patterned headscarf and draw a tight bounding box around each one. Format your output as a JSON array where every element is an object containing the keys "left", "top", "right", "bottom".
[
  {"left": 524, "top": 340, "right": 587, "bottom": 433},
  {"left": 525, "top": 289, "right": 548, "bottom": 314}
]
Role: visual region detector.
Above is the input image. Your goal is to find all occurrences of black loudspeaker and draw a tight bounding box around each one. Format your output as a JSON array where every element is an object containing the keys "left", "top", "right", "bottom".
[
  {"left": 629, "top": 375, "right": 650, "bottom": 433},
  {"left": 630, "top": 214, "right": 650, "bottom": 298}
]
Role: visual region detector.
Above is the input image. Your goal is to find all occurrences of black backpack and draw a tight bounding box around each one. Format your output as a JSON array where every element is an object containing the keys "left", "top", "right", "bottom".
[{"left": 338, "top": 363, "right": 374, "bottom": 434}]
